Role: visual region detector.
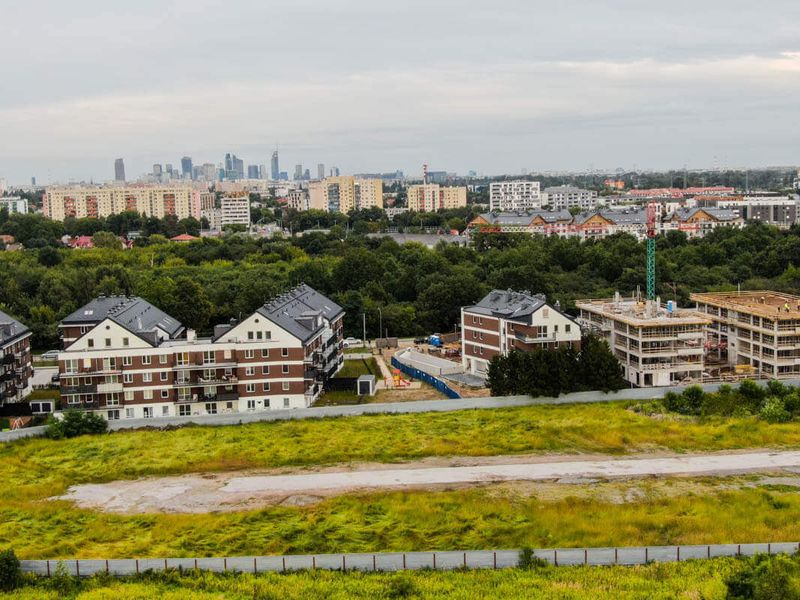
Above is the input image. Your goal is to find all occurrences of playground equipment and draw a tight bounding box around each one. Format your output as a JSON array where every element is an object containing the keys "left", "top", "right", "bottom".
[{"left": 391, "top": 368, "right": 412, "bottom": 388}]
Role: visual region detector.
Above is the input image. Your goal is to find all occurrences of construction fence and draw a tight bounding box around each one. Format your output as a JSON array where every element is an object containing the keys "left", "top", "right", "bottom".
[
  {"left": 391, "top": 354, "right": 461, "bottom": 399},
  {"left": 20, "top": 542, "right": 800, "bottom": 578}
]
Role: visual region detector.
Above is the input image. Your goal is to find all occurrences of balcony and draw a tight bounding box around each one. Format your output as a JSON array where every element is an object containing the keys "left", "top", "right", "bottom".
[
  {"left": 217, "top": 391, "right": 239, "bottom": 402},
  {"left": 514, "top": 332, "right": 554, "bottom": 344},
  {"left": 197, "top": 375, "right": 238, "bottom": 385},
  {"left": 61, "top": 384, "right": 97, "bottom": 394},
  {"left": 96, "top": 382, "right": 124, "bottom": 394}
]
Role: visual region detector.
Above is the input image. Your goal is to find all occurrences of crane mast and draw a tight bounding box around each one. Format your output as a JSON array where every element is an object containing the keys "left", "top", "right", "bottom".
[{"left": 646, "top": 201, "right": 658, "bottom": 300}]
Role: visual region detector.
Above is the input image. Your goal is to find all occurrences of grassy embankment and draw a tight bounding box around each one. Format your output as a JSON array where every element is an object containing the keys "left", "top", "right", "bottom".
[
  {"left": 3, "top": 558, "right": 748, "bottom": 599},
  {"left": 4, "top": 402, "right": 800, "bottom": 558}
]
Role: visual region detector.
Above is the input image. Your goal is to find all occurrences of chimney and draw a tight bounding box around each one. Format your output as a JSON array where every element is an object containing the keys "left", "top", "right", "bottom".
[{"left": 186, "top": 329, "right": 196, "bottom": 343}]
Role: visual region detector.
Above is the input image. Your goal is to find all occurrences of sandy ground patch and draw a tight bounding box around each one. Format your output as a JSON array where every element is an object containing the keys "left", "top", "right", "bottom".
[{"left": 55, "top": 450, "right": 800, "bottom": 514}]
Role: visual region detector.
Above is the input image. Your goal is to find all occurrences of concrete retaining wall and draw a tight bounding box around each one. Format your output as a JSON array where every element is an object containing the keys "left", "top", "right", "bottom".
[{"left": 20, "top": 542, "right": 800, "bottom": 577}]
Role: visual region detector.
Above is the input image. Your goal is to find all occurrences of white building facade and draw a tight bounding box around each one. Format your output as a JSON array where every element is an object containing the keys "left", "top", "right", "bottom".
[{"left": 489, "top": 181, "right": 542, "bottom": 212}]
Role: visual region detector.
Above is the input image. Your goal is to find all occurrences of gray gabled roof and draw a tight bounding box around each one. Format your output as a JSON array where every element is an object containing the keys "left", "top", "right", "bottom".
[
  {"left": 0, "top": 309, "right": 30, "bottom": 347},
  {"left": 668, "top": 207, "right": 740, "bottom": 222},
  {"left": 465, "top": 289, "right": 554, "bottom": 323},
  {"left": 476, "top": 210, "right": 573, "bottom": 225},
  {"left": 256, "top": 284, "right": 344, "bottom": 343},
  {"left": 62, "top": 296, "right": 184, "bottom": 339}
]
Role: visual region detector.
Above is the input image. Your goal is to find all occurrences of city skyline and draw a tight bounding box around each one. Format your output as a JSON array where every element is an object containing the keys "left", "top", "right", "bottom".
[{"left": 1, "top": 1, "right": 799, "bottom": 184}]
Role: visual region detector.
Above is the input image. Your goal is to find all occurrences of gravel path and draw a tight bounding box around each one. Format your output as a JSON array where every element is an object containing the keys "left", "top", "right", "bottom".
[{"left": 58, "top": 450, "right": 800, "bottom": 514}]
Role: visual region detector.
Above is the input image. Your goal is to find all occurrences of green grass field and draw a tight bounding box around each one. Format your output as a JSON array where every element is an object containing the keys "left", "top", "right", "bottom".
[
  {"left": 4, "top": 557, "right": 747, "bottom": 599},
  {"left": 335, "top": 357, "right": 383, "bottom": 379},
  {"left": 4, "top": 402, "right": 800, "bottom": 559}
]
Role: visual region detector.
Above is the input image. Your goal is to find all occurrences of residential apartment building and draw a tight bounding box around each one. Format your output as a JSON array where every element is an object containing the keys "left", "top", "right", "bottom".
[
  {"left": 692, "top": 291, "right": 800, "bottom": 378},
  {"left": 698, "top": 196, "right": 799, "bottom": 229},
  {"left": 308, "top": 176, "right": 383, "bottom": 213},
  {"left": 461, "top": 290, "right": 580, "bottom": 376},
  {"left": 489, "top": 181, "right": 542, "bottom": 212},
  {"left": 43, "top": 186, "right": 202, "bottom": 221},
  {"left": 544, "top": 185, "right": 598, "bottom": 210},
  {"left": 0, "top": 310, "right": 32, "bottom": 404},
  {"left": 661, "top": 207, "right": 743, "bottom": 238},
  {"left": 468, "top": 210, "right": 573, "bottom": 237},
  {"left": 285, "top": 189, "right": 310, "bottom": 212},
  {"left": 406, "top": 184, "right": 467, "bottom": 212},
  {"left": 0, "top": 197, "right": 28, "bottom": 215},
  {"left": 220, "top": 196, "right": 251, "bottom": 227},
  {"left": 576, "top": 294, "right": 709, "bottom": 387},
  {"left": 57, "top": 285, "right": 344, "bottom": 420}
]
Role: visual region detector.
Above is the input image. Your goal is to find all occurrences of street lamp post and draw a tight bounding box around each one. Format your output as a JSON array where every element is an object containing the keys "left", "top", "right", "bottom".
[{"left": 377, "top": 307, "right": 383, "bottom": 343}]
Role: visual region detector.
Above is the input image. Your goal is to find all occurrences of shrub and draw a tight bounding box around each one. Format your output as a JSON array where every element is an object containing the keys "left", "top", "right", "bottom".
[
  {"left": 0, "top": 549, "right": 21, "bottom": 591},
  {"left": 387, "top": 574, "right": 418, "bottom": 598},
  {"left": 519, "top": 547, "right": 549, "bottom": 569},
  {"left": 726, "top": 554, "right": 800, "bottom": 600},
  {"left": 46, "top": 410, "right": 108, "bottom": 439},
  {"left": 760, "top": 397, "right": 791, "bottom": 424}
]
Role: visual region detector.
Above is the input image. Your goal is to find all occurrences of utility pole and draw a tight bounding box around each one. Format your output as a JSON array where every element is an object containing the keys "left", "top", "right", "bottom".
[{"left": 362, "top": 313, "right": 366, "bottom": 346}]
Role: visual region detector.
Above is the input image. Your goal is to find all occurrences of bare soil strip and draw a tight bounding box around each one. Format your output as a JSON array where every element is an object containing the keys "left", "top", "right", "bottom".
[{"left": 57, "top": 450, "right": 800, "bottom": 514}]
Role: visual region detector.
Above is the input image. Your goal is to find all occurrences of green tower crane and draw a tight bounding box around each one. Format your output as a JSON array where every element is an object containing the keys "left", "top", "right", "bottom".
[{"left": 646, "top": 202, "right": 657, "bottom": 300}]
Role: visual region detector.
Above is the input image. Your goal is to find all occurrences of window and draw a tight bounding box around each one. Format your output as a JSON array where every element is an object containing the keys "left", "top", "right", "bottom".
[
  {"left": 542, "top": 308, "right": 549, "bottom": 318},
  {"left": 67, "top": 395, "right": 79, "bottom": 405},
  {"left": 159, "top": 355, "right": 168, "bottom": 364},
  {"left": 248, "top": 331, "right": 254, "bottom": 340},
  {"left": 246, "top": 366, "right": 255, "bottom": 376},
  {"left": 565, "top": 324, "right": 571, "bottom": 333},
  {"left": 160, "top": 371, "right": 168, "bottom": 381},
  {"left": 256, "top": 331, "right": 262, "bottom": 339},
  {"left": 105, "top": 338, "right": 111, "bottom": 347},
  {"left": 261, "top": 349, "right": 270, "bottom": 358},
  {"left": 262, "top": 382, "right": 270, "bottom": 392},
  {"left": 245, "top": 349, "right": 254, "bottom": 359},
  {"left": 103, "top": 357, "right": 116, "bottom": 371},
  {"left": 176, "top": 352, "right": 189, "bottom": 366},
  {"left": 125, "top": 408, "right": 135, "bottom": 418},
  {"left": 124, "top": 390, "right": 134, "bottom": 402},
  {"left": 247, "top": 399, "right": 256, "bottom": 410},
  {"left": 226, "top": 402, "right": 233, "bottom": 410},
  {"left": 107, "top": 410, "right": 120, "bottom": 420},
  {"left": 281, "top": 348, "right": 289, "bottom": 357},
  {"left": 472, "top": 331, "right": 477, "bottom": 339},
  {"left": 283, "top": 398, "right": 290, "bottom": 408},
  {"left": 179, "top": 405, "right": 191, "bottom": 416},
  {"left": 123, "top": 337, "right": 129, "bottom": 347},
  {"left": 160, "top": 390, "right": 169, "bottom": 398},
  {"left": 143, "top": 407, "right": 153, "bottom": 418},
  {"left": 65, "top": 359, "right": 78, "bottom": 374},
  {"left": 143, "top": 389, "right": 153, "bottom": 400},
  {"left": 479, "top": 332, "right": 484, "bottom": 340},
  {"left": 265, "top": 331, "right": 271, "bottom": 340},
  {"left": 282, "top": 382, "right": 290, "bottom": 391},
  {"left": 554, "top": 325, "right": 559, "bottom": 333},
  {"left": 123, "top": 356, "right": 132, "bottom": 366},
  {"left": 162, "top": 405, "right": 169, "bottom": 416},
  {"left": 80, "top": 326, "right": 90, "bottom": 334},
  {"left": 282, "top": 365, "right": 289, "bottom": 374},
  {"left": 246, "top": 383, "right": 256, "bottom": 392},
  {"left": 205, "top": 403, "right": 218, "bottom": 415},
  {"left": 537, "top": 326, "right": 548, "bottom": 339},
  {"left": 88, "top": 339, "right": 94, "bottom": 348},
  {"left": 107, "top": 394, "right": 119, "bottom": 407},
  {"left": 83, "top": 377, "right": 92, "bottom": 385},
  {"left": 204, "top": 350, "right": 215, "bottom": 364},
  {"left": 142, "top": 356, "right": 151, "bottom": 365},
  {"left": 142, "top": 373, "right": 152, "bottom": 383},
  {"left": 479, "top": 347, "right": 484, "bottom": 355},
  {"left": 262, "top": 365, "right": 270, "bottom": 375},
  {"left": 265, "top": 399, "right": 270, "bottom": 408}
]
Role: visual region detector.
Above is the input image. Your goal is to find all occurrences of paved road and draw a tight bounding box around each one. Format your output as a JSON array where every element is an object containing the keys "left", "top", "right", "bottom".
[{"left": 221, "top": 450, "right": 800, "bottom": 495}]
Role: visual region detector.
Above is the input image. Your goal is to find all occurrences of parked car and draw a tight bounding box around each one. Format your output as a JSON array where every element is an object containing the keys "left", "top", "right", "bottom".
[
  {"left": 50, "top": 373, "right": 60, "bottom": 383},
  {"left": 40, "top": 350, "right": 59, "bottom": 360},
  {"left": 343, "top": 337, "right": 363, "bottom": 348}
]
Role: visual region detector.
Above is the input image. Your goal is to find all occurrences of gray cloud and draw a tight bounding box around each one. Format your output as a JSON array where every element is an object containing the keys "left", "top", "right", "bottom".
[{"left": 1, "top": 0, "right": 799, "bottom": 183}]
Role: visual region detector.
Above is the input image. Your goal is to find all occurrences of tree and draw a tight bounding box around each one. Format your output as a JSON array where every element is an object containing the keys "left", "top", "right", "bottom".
[
  {"left": 91, "top": 231, "right": 121, "bottom": 249},
  {"left": 576, "top": 335, "right": 626, "bottom": 392},
  {"left": 38, "top": 246, "right": 62, "bottom": 267},
  {"left": 167, "top": 276, "right": 213, "bottom": 332},
  {"left": 46, "top": 410, "right": 108, "bottom": 439},
  {"left": 0, "top": 549, "right": 21, "bottom": 591}
]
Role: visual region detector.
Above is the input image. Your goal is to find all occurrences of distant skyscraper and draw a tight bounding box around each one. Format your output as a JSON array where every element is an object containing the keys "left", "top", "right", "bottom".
[
  {"left": 224, "top": 153, "right": 244, "bottom": 180},
  {"left": 331, "top": 166, "right": 340, "bottom": 177},
  {"left": 114, "top": 158, "right": 126, "bottom": 182},
  {"left": 31, "top": 176, "right": 36, "bottom": 186},
  {"left": 294, "top": 164, "right": 303, "bottom": 180},
  {"left": 247, "top": 165, "right": 260, "bottom": 179},
  {"left": 271, "top": 151, "right": 280, "bottom": 180},
  {"left": 279, "top": 171, "right": 288, "bottom": 180},
  {"left": 317, "top": 163, "right": 325, "bottom": 180},
  {"left": 303, "top": 169, "right": 311, "bottom": 180},
  {"left": 153, "top": 164, "right": 163, "bottom": 177},
  {"left": 181, "top": 156, "right": 193, "bottom": 179}
]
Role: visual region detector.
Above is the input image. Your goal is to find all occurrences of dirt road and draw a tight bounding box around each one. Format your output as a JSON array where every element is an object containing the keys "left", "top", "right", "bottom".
[{"left": 58, "top": 450, "right": 800, "bottom": 514}]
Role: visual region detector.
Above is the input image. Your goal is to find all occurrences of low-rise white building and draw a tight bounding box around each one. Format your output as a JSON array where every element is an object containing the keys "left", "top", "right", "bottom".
[
  {"left": 544, "top": 186, "right": 598, "bottom": 211},
  {"left": 0, "top": 197, "right": 28, "bottom": 215},
  {"left": 221, "top": 196, "right": 251, "bottom": 227}
]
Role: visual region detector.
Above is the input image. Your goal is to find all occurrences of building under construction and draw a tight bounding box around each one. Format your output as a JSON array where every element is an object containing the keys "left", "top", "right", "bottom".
[
  {"left": 576, "top": 293, "right": 709, "bottom": 387},
  {"left": 692, "top": 291, "right": 800, "bottom": 379}
]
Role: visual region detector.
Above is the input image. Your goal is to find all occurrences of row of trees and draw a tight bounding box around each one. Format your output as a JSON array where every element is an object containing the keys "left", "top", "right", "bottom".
[
  {"left": 486, "top": 337, "right": 626, "bottom": 397},
  {"left": 3, "top": 219, "right": 800, "bottom": 349}
]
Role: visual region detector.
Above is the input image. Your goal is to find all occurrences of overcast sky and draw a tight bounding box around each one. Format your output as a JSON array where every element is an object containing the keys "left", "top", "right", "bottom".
[{"left": 1, "top": 0, "right": 799, "bottom": 184}]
